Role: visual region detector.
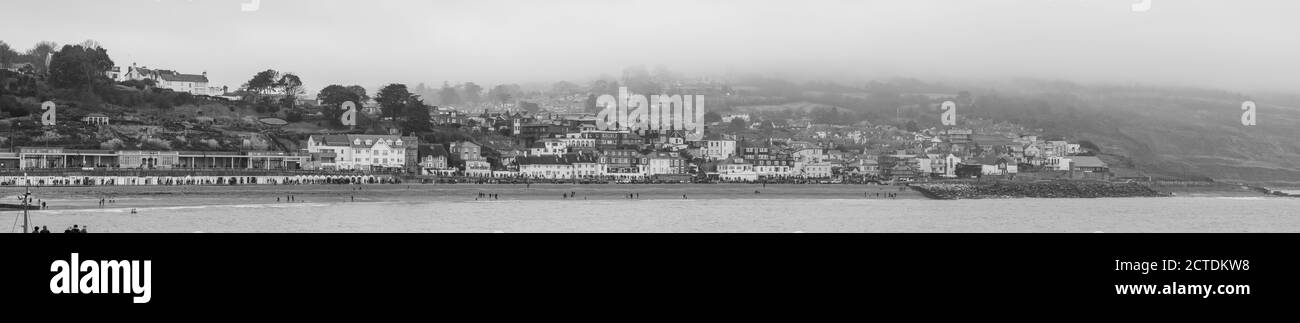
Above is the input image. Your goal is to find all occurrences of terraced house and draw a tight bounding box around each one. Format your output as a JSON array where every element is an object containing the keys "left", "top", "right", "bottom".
[{"left": 305, "top": 134, "right": 417, "bottom": 171}]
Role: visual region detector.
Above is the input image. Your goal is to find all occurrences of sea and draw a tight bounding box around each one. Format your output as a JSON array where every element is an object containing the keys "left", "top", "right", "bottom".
[{"left": 8, "top": 184, "right": 1300, "bottom": 233}]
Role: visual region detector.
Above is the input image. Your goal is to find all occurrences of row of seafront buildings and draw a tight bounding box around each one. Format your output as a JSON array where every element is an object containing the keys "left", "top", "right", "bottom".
[{"left": 854, "top": 129, "right": 1113, "bottom": 182}]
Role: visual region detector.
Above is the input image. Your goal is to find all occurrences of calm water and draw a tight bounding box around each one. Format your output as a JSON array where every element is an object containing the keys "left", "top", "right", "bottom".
[{"left": 7, "top": 184, "right": 1299, "bottom": 233}]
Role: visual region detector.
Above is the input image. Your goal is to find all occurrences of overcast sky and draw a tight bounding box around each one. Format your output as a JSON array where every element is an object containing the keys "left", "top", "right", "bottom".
[{"left": 3, "top": 0, "right": 1297, "bottom": 95}]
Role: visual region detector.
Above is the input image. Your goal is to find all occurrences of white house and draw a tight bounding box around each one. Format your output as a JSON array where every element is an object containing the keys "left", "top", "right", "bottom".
[
  {"left": 1044, "top": 156, "right": 1071, "bottom": 171},
  {"left": 306, "top": 134, "right": 409, "bottom": 170},
  {"left": 800, "top": 162, "right": 833, "bottom": 178},
  {"left": 721, "top": 113, "right": 750, "bottom": 124},
  {"left": 123, "top": 65, "right": 214, "bottom": 96},
  {"left": 718, "top": 158, "right": 757, "bottom": 181},
  {"left": 530, "top": 139, "right": 569, "bottom": 156}
]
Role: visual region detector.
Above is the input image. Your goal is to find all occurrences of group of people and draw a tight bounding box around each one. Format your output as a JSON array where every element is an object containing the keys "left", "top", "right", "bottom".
[
  {"left": 97, "top": 198, "right": 117, "bottom": 208},
  {"left": 869, "top": 192, "right": 900, "bottom": 199},
  {"left": 27, "top": 225, "right": 89, "bottom": 233},
  {"left": 476, "top": 193, "right": 500, "bottom": 200}
]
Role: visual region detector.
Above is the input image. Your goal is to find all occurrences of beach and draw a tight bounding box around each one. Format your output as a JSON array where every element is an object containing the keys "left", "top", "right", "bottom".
[{"left": 6, "top": 184, "right": 1297, "bottom": 233}]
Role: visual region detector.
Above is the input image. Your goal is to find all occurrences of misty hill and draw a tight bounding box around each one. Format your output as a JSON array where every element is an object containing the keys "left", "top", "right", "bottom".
[{"left": 724, "top": 77, "right": 1300, "bottom": 185}]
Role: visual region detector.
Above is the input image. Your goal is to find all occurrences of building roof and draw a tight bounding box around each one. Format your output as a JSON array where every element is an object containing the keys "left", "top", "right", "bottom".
[
  {"left": 159, "top": 73, "right": 209, "bottom": 83},
  {"left": 1070, "top": 156, "right": 1108, "bottom": 168},
  {"left": 311, "top": 134, "right": 410, "bottom": 148}
]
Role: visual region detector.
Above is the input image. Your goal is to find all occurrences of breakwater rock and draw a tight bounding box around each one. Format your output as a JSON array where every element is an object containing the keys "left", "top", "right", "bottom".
[{"left": 912, "top": 182, "right": 1168, "bottom": 199}]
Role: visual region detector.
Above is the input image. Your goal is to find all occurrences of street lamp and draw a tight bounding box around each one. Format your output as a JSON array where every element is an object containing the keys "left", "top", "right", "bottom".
[{"left": 18, "top": 185, "right": 32, "bottom": 233}]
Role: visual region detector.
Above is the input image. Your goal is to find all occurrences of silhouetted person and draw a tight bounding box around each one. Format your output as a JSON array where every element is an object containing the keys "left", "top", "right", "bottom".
[{"left": 40, "top": 226, "right": 50, "bottom": 234}]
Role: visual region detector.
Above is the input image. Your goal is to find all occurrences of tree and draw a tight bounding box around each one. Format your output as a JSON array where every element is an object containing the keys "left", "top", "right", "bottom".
[
  {"left": 0, "top": 41, "right": 17, "bottom": 66},
  {"left": 24, "top": 41, "right": 58, "bottom": 74},
  {"left": 318, "top": 84, "right": 367, "bottom": 127},
  {"left": 462, "top": 82, "right": 483, "bottom": 104},
  {"left": 704, "top": 111, "right": 722, "bottom": 123},
  {"left": 413, "top": 83, "right": 432, "bottom": 100},
  {"left": 276, "top": 73, "right": 304, "bottom": 110},
  {"left": 243, "top": 69, "right": 280, "bottom": 97},
  {"left": 438, "top": 82, "right": 460, "bottom": 106},
  {"left": 48, "top": 43, "right": 115, "bottom": 90},
  {"left": 317, "top": 84, "right": 360, "bottom": 106},
  {"left": 905, "top": 120, "right": 919, "bottom": 133},
  {"left": 489, "top": 84, "right": 517, "bottom": 106},
  {"left": 402, "top": 98, "right": 433, "bottom": 133},
  {"left": 278, "top": 73, "right": 304, "bottom": 97},
  {"left": 376, "top": 83, "right": 413, "bottom": 122},
  {"left": 346, "top": 85, "right": 369, "bottom": 102},
  {"left": 728, "top": 118, "right": 748, "bottom": 132}
]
